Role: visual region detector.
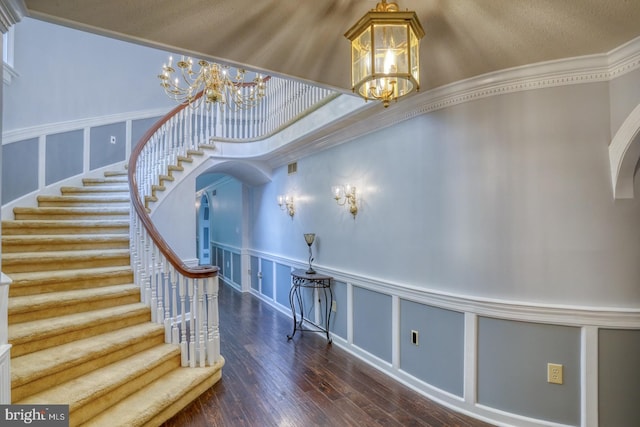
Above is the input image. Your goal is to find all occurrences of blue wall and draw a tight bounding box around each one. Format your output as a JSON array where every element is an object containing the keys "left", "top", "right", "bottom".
[{"left": 3, "top": 18, "right": 173, "bottom": 132}]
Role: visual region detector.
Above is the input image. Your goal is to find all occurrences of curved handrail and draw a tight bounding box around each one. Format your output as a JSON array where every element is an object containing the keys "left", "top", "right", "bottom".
[{"left": 128, "top": 92, "right": 219, "bottom": 279}]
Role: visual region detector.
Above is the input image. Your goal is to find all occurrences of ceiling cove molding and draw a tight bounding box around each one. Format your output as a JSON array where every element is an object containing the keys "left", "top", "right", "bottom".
[
  {"left": 263, "top": 36, "right": 640, "bottom": 167},
  {"left": 372, "top": 35, "right": 640, "bottom": 131},
  {"left": 0, "top": 0, "right": 26, "bottom": 33}
]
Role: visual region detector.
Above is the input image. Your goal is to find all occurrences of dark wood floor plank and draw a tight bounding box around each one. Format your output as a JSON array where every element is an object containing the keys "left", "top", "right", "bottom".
[{"left": 161, "top": 283, "right": 494, "bottom": 427}]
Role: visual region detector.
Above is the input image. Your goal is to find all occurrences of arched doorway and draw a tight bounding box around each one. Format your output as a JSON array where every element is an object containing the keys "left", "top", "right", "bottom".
[{"left": 197, "top": 193, "right": 211, "bottom": 265}]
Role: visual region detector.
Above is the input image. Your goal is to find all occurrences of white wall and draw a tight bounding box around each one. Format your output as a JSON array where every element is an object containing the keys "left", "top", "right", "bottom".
[
  {"left": 151, "top": 172, "right": 198, "bottom": 264},
  {"left": 249, "top": 80, "right": 640, "bottom": 308},
  {"left": 2, "top": 17, "right": 174, "bottom": 132}
]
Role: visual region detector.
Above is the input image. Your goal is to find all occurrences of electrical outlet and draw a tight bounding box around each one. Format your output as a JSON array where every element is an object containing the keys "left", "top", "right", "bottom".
[
  {"left": 331, "top": 300, "right": 337, "bottom": 312},
  {"left": 547, "top": 363, "right": 563, "bottom": 385},
  {"left": 411, "top": 330, "right": 419, "bottom": 346}
]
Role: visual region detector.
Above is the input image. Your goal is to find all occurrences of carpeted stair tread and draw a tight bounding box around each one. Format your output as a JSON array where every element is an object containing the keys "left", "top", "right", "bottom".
[
  {"left": 2, "top": 248, "right": 131, "bottom": 273},
  {"left": 18, "top": 344, "right": 180, "bottom": 424},
  {"left": 37, "top": 194, "right": 131, "bottom": 207},
  {"left": 13, "top": 206, "right": 130, "bottom": 221},
  {"left": 9, "top": 303, "right": 151, "bottom": 357},
  {"left": 2, "top": 233, "right": 130, "bottom": 252},
  {"left": 103, "top": 170, "right": 128, "bottom": 177},
  {"left": 83, "top": 360, "right": 224, "bottom": 427},
  {"left": 61, "top": 185, "right": 129, "bottom": 194},
  {"left": 11, "top": 323, "right": 165, "bottom": 400},
  {"left": 7, "top": 266, "right": 133, "bottom": 297},
  {"left": 1, "top": 219, "right": 129, "bottom": 235},
  {"left": 82, "top": 177, "right": 128, "bottom": 186},
  {"left": 6, "top": 166, "right": 219, "bottom": 424},
  {"left": 8, "top": 284, "right": 140, "bottom": 324}
]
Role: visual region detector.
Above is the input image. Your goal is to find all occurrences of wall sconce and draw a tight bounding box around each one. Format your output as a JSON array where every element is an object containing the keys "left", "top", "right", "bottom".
[
  {"left": 331, "top": 184, "right": 358, "bottom": 217},
  {"left": 277, "top": 194, "right": 295, "bottom": 217}
]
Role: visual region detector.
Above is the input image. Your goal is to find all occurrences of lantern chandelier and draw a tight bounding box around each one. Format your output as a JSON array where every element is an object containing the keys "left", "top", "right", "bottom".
[
  {"left": 344, "top": 0, "right": 425, "bottom": 107},
  {"left": 158, "top": 56, "right": 267, "bottom": 110}
]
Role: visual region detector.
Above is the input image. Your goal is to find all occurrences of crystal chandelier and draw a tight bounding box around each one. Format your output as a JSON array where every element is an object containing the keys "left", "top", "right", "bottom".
[
  {"left": 344, "top": 0, "right": 424, "bottom": 107},
  {"left": 158, "top": 56, "right": 267, "bottom": 110}
]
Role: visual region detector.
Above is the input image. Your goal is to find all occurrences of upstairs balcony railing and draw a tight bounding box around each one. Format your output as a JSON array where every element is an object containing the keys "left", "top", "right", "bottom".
[{"left": 128, "top": 76, "right": 336, "bottom": 367}]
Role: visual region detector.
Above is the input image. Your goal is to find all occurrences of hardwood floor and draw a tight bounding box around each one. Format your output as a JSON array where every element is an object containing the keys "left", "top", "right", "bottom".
[{"left": 162, "top": 283, "right": 494, "bottom": 427}]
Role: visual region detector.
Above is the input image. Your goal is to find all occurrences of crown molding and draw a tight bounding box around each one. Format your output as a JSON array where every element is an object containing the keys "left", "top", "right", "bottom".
[
  {"left": 400, "top": 36, "right": 640, "bottom": 124},
  {"left": 0, "top": 0, "right": 26, "bottom": 33},
  {"left": 334, "top": 36, "right": 640, "bottom": 145}
]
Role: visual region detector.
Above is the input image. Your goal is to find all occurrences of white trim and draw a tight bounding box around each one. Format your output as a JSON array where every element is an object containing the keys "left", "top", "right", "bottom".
[
  {"left": 0, "top": 344, "right": 10, "bottom": 404},
  {"left": 391, "top": 295, "right": 400, "bottom": 370},
  {"left": 244, "top": 249, "right": 640, "bottom": 329},
  {"left": 0, "top": 273, "right": 12, "bottom": 404},
  {"left": 37, "top": 135, "right": 45, "bottom": 189},
  {"left": 464, "top": 313, "right": 478, "bottom": 405},
  {"left": 474, "top": 403, "right": 576, "bottom": 427},
  {"left": 347, "top": 281, "right": 354, "bottom": 345},
  {"left": 581, "top": 327, "right": 598, "bottom": 427},
  {"left": 0, "top": 272, "right": 11, "bottom": 345},
  {"left": 2, "top": 107, "right": 169, "bottom": 144},
  {"left": 182, "top": 258, "right": 200, "bottom": 268},
  {"left": 0, "top": 0, "right": 25, "bottom": 33},
  {"left": 83, "top": 127, "right": 90, "bottom": 174},
  {"left": 3, "top": 62, "right": 17, "bottom": 84},
  {"left": 609, "top": 103, "right": 640, "bottom": 199},
  {"left": 247, "top": 35, "right": 640, "bottom": 169}
]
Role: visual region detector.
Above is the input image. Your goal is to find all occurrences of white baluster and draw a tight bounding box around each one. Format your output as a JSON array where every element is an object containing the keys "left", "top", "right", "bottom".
[
  {"left": 188, "top": 278, "right": 196, "bottom": 368},
  {"left": 149, "top": 243, "right": 158, "bottom": 323},
  {"left": 162, "top": 259, "right": 171, "bottom": 343},
  {"left": 171, "top": 266, "right": 179, "bottom": 344},
  {"left": 179, "top": 275, "right": 188, "bottom": 367},
  {"left": 197, "top": 280, "right": 206, "bottom": 367},
  {"left": 206, "top": 275, "right": 220, "bottom": 365}
]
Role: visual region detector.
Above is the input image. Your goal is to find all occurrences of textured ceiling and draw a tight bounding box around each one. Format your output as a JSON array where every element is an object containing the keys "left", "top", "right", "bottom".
[{"left": 23, "top": 0, "right": 640, "bottom": 93}]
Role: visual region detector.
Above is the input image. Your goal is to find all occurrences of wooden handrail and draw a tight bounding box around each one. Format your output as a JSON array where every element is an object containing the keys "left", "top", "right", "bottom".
[{"left": 128, "top": 92, "right": 219, "bottom": 279}]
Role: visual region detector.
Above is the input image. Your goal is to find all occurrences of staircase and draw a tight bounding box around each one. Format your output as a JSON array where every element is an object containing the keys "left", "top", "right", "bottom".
[{"left": 2, "top": 169, "right": 223, "bottom": 426}]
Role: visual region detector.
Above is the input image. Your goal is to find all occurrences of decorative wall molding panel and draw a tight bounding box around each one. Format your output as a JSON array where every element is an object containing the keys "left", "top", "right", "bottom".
[
  {"left": 247, "top": 249, "right": 640, "bottom": 427},
  {"left": 1, "top": 107, "right": 169, "bottom": 145}
]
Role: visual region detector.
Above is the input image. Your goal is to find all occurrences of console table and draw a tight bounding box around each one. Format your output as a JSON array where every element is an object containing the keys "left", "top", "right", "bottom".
[{"left": 287, "top": 269, "right": 333, "bottom": 342}]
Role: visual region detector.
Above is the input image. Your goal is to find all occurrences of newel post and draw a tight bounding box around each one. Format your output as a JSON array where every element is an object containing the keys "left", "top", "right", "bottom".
[
  {"left": 1, "top": 273, "right": 13, "bottom": 403},
  {"left": 206, "top": 275, "right": 220, "bottom": 366}
]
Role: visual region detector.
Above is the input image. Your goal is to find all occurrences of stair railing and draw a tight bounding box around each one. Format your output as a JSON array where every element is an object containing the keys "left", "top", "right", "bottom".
[
  {"left": 129, "top": 92, "right": 222, "bottom": 368},
  {"left": 128, "top": 78, "right": 337, "bottom": 367}
]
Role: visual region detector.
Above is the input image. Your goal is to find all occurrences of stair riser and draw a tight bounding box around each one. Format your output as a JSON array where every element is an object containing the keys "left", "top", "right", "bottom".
[
  {"left": 144, "top": 369, "right": 223, "bottom": 427},
  {"left": 13, "top": 213, "right": 129, "bottom": 221},
  {"left": 38, "top": 201, "right": 130, "bottom": 208},
  {"left": 9, "top": 271, "right": 133, "bottom": 297},
  {"left": 61, "top": 188, "right": 129, "bottom": 195},
  {"left": 2, "top": 225, "right": 129, "bottom": 236},
  {"left": 82, "top": 180, "right": 128, "bottom": 186},
  {"left": 2, "top": 239, "right": 129, "bottom": 253},
  {"left": 12, "top": 331, "right": 165, "bottom": 402},
  {"left": 10, "top": 310, "right": 151, "bottom": 357},
  {"left": 3, "top": 255, "right": 130, "bottom": 274},
  {"left": 72, "top": 355, "right": 181, "bottom": 425},
  {"left": 9, "top": 293, "right": 141, "bottom": 325}
]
